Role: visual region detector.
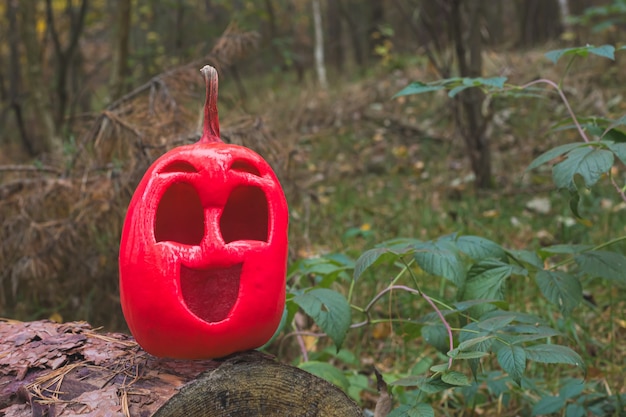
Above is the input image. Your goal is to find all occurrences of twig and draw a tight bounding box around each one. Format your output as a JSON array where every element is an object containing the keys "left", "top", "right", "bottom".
[{"left": 0, "top": 165, "right": 62, "bottom": 175}]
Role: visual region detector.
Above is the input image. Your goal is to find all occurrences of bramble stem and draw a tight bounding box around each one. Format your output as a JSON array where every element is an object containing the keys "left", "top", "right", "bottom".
[
  {"left": 199, "top": 65, "right": 221, "bottom": 143},
  {"left": 519, "top": 79, "right": 590, "bottom": 143}
]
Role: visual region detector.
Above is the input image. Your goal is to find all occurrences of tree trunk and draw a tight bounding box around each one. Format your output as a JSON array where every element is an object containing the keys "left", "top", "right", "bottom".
[
  {"left": 5, "top": 0, "right": 35, "bottom": 156},
  {"left": 18, "top": 0, "right": 59, "bottom": 154},
  {"left": 451, "top": 0, "right": 493, "bottom": 189},
  {"left": 0, "top": 320, "right": 362, "bottom": 416},
  {"left": 312, "top": 0, "right": 328, "bottom": 89},
  {"left": 44, "top": 0, "right": 88, "bottom": 134},
  {"left": 326, "top": 0, "right": 344, "bottom": 72},
  {"left": 109, "top": 0, "right": 132, "bottom": 101},
  {"left": 517, "top": 0, "right": 563, "bottom": 47},
  {"left": 338, "top": 0, "right": 365, "bottom": 68},
  {"left": 367, "top": 0, "right": 385, "bottom": 62}
]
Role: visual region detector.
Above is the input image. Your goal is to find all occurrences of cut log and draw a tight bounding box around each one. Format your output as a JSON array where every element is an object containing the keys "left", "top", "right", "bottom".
[{"left": 0, "top": 319, "right": 362, "bottom": 416}]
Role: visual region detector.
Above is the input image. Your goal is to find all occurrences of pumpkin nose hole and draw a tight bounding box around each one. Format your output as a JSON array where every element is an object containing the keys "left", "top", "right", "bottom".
[
  {"left": 155, "top": 182, "right": 204, "bottom": 244},
  {"left": 220, "top": 186, "right": 268, "bottom": 243}
]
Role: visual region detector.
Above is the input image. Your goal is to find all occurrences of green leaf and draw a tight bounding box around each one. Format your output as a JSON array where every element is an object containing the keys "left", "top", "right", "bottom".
[
  {"left": 568, "top": 189, "right": 583, "bottom": 219},
  {"left": 559, "top": 379, "right": 585, "bottom": 399},
  {"left": 565, "top": 403, "right": 587, "bottom": 417},
  {"left": 532, "top": 395, "right": 566, "bottom": 416},
  {"left": 496, "top": 345, "right": 526, "bottom": 385},
  {"left": 481, "top": 310, "right": 548, "bottom": 325},
  {"left": 441, "top": 371, "right": 471, "bottom": 386},
  {"left": 453, "top": 299, "right": 509, "bottom": 312},
  {"left": 503, "top": 324, "right": 562, "bottom": 336},
  {"left": 429, "top": 363, "right": 449, "bottom": 373},
  {"left": 507, "top": 249, "right": 544, "bottom": 270},
  {"left": 456, "top": 334, "right": 495, "bottom": 352},
  {"left": 353, "top": 247, "right": 406, "bottom": 281},
  {"left": 448, "top": 85, "right": 471, "bottom": 97},
  {"left": 394, "top": 81, "right": 445, "bottom": 98},
  {"left": 412, "top": 240, "right": 465, "bottom": 286},
  {"left": 462, "top": 260, "right": 513, "bottom": 317},
  {"left": 524, "top": 344, "right": 585, "bottom": 370},
  {"left": 477, "top": 314, "right": 516, "bottom": 332},
  {"left": 602, "top": 128, "right": 626, "bottom": 143},
  {"left": 417, "top": 375, "right": 456, "bottom": 393},
  {"left": 456, "top": 235, "right": 506, "bottom": 261},
  {"left": 539, "top": 244, "right": 592, "bottom": 255},
  {"left": 421, "top": 324, "right": 450, "bottom": 353},
  {"left": 346, "top": 373, "right": 369, "bottom": 403},
  {"left": 526, "top": 142, "right": 587, "bottom": 172},
  {"left": 388, "top": 375, "right": 421, "bottom": 387},
  {"left": 388, "top": 403, "right": 435, "bottom": 417},
  {"left": 376, "top": 237, "right": 422, "bottom": 250},
  {"left": 293, "top": 289, "right": 351, "bottom": 350},
  {"left": 606, "top": 141, "right": 626, "bottom": 165},
  {"left": 475, "top": 76, "right": 508, "bottom": 88},
  {"left": 449, "top": 350, "right": 490, "bottom": 360},
  {"left": 552, "top": 146, "right": 614, "bottom": 190},
  {"left": 290, "top": 256, "right": 352, "bottom": 287},
  {"left": 545, "top": 45, "right": 615, "bottom": 64},
  {"left": 535, "top": 271, "right": 583, "bottom": 316},
  {"left": 575, "top": 250, "right": 626, "bottom": 283},
  {"left": 298, "top": 361, "right": 350, "bottom": 391},
  {"left": 507, "top": 332, "right": 562, "bottom": 345}
]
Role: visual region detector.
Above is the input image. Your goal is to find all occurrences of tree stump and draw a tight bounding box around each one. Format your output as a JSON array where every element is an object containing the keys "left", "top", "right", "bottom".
[{"left": 0, "top": 319, "right": 362, "bottom": 416}]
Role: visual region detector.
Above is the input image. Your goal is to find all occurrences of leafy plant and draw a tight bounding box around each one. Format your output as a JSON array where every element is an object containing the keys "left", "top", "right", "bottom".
[{"left": 272, "top": 44, "right": 626, "bottom": 416}]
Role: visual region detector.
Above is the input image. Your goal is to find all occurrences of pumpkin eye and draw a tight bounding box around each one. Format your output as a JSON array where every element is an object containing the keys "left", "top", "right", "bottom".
[
  {"left": 220, "top": 186, "right": 268, "bottom": 243},
  {"left": 155, "top": 182, "right": 204, "bottom": 244},
  {"left": 230, "top": 160, "right": 261, "bottom": 176},
  {"left": 160, "top": 160, "right": 198, "bottom": 173}
]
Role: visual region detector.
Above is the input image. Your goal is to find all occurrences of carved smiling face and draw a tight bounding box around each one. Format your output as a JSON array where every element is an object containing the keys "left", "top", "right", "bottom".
[{"left": 119, "top": 143, "right": 288, "bottom": 359}]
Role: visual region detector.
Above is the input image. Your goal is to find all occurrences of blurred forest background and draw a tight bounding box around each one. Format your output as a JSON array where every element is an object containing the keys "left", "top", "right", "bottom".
[{"left": 0, "top": 0, "right": 621, "bottom": 330}]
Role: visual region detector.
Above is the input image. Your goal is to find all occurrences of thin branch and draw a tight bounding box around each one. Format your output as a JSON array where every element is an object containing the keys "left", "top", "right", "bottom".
[
  {"left": 0, "top": 165, "right": 62, "bottom": 175},
  {"left": 519, "top": 79, "right": 591, "bottom": 143}
]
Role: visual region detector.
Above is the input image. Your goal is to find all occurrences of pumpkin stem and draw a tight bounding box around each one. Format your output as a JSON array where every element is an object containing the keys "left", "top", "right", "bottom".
[{"left": 199, "top": 65, "right": 221, "bottom": 143}]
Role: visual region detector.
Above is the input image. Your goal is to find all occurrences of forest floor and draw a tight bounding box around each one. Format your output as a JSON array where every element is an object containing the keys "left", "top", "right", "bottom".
[
  {"left": 2, "top": 46, "right": 625, "bottom": 415},
  {"left": 233, "top": 49, "right": 626, "bottom": 415}
]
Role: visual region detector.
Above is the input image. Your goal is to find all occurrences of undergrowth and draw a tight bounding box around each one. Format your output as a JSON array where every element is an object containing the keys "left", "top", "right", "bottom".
[{"left": 265, "top": 46, "right": 626, "bottom": 417}]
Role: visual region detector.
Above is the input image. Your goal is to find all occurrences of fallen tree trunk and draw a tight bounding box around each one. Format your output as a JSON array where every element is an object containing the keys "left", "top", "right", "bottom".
[{"left": 0, "top": 319, "right": 362, "bottom": 416}]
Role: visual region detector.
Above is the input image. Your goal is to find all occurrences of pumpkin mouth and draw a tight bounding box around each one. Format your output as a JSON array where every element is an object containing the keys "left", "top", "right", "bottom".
[{"left": 180, "top": 263, "right": 242, "bottom": 323}]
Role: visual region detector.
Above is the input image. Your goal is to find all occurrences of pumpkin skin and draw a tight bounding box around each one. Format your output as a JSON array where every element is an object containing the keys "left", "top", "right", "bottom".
[{"left": 119, "top": 66, "right": 288, "bottom": 359}]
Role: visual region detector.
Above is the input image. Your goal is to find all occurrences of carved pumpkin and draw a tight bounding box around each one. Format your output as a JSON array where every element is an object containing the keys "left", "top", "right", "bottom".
[{"left": 119, "top": 66, "right": 288, "bottom": 359}]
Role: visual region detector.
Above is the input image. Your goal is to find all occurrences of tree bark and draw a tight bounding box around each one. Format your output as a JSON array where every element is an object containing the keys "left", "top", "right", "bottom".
[
  {"left": 338, "top": 0, "right": 365, "bottom": 68},
  {"left": 326, "top": 0, "right": 344, "bottom": 72},
  {"left": 18, "top": 0, "right": 59, "bottom": 154},
  {"left": 45, "top": 0, "right": 89, "bottom": 133},
  {"left": 0, "top": 320, "right": 362, "bottom": 416},
  {"left": 450, "top": 0, "right": 493, "bottom": 189},
  {"left": 5, "top": 0, "right": 35, "bottom": 156},
  {"left": 109, "top": 0, "right": 132, "bottom": 101},
  {"left": 312, "top": 0, "right": 328, "bottom": 89},
  {"left": 517, "top": 0, "right": 563, "bottom": 47}
]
